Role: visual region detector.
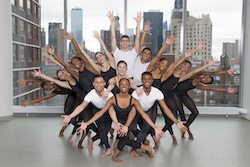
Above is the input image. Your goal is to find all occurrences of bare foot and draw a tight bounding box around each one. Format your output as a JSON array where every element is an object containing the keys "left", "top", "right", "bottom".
[
  {"left": 130, "top": 149, "right": 144, "bottom": 158},
  {"left": 153, "top": 141, "right": 160, "bottom": 150},
  {"left": 101, "top": 148, "right": 113, "bottom": 157},
  {"left": 146, "top": 145, "right": 154, "bottom": 159},
  {"left": 112, "top": 155, "right": 122, "bottom": 163},
  {"left": 188, "top": 130, "right": 194, "bottom": 140},
  {"left": 181, "top": 131, "right": 186, "bottom": 139},
  {"left": 172, "top": 135, "right": 177, "bottom": 145},
  {"left": 144, "top": 139, "right": 150, "bottom": 145},
  {"left": 88, "top": 137, "right": 94, "bottom": 150},
  {"left": 98, "top": 142, "right": 104, "bottom": 147},
  {"left": 78, "top": 143, "right": 83, "bottom": 149},
  {"left": 110, "top": 128, "right": 114, "bottom": 139},
  {"left": 68, "top": 134, "right": 73, "bottom": 143},
  {"left": 59, "top": 125, "right": 67, "bottom": 137}
]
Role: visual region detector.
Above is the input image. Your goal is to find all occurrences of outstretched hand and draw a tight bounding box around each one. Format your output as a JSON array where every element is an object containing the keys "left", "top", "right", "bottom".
[
  {"left": 101, "top": 90, "right": 110, "bottom": 99},
  {"left": 20, "top": 100, "right": 30, "bottom": 107},
  {"left": 42, "top": 51, "right": 51, "bottom": 60},
  {"left": 208, "top": 57, "right": 218, "bottom": 65},
  {"left": 144, "top": 21, "right": 152, "bottom": 32},
  {"left": 184, "top": 50, "right": 193, "bottom": 58},
  {"left": 118, "top": 125, "right": 128, "bottom": 137},
  {"left": 45, "top": 45, "right": 55, "bottom": 55},
  {"left": 165, "top": 36, "right": 175, "bottom": 45},
  {"left": 227, "top": 85, "right": 238, "bottom": 94},
  {"left": 133, "top": 11, "right": 143, "bottom": 23},
  {"left": 31, "top": 69, "right": 42, "bottom": 78},
  {"left": 155, "top": 126, "right": 165, "bottom": 138},
  {"left": 60, "top": 115, "right": 71, "bottom": 126},
  {"left": 227, "top": 68, "right": 238, "bottom": 76},
  {"left": 196, "top": 42, "right": 206, "bottom": 50},
  {"left": 76, "top": 122, "right": 87, "bottom": 135},
  {"left": 16, "top": 79, "right": 27, "bottom": 87},
  {"left": 64, "top": 31, "right": 73, "bottom": 40},
  {"left": 107, "top": 10, "right": 117, "bottom": 22},
  {"left": 176, "top": 121, "right": 188, "bottom": 132},
  {"left": 136, "top": 87, "right": 144, "bottom": 96},
  {"left": 93, "top": 30, "right": 100, "bottom": 39}
]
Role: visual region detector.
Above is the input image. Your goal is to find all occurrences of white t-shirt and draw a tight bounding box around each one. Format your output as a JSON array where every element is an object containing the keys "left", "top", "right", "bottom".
[
  {"left": 132, "top": 86, "right": 164, "bottom": 111},
  {"left": 133, "top": 56, "right": 150, "bottom": 86},
  {"left": 84, "top": 88, "right": 114, "bottom": 109},
  {"left": 113, "top": 47, "right": 138, "bottom": 78}
]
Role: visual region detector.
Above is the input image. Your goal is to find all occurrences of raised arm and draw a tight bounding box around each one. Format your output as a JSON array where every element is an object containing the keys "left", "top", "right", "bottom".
[
  {"left": 76, "top": 98, "right": 115, "bottom": 134},
  {"left": 64, "top": 31, "right": 96, "bottom": 73},
  {"left": 16, "top": 78, "right": 49, "bottom": 87},
  {"left": 45, "top": 45, "right": 79, "bottom": 81},
  {"left": 179, "top": 58, "right": 218, "bottom": 82},
  {"left": 139, "top": 21, "right": 152, "bottom": 52},
  {"left": 199, "top": 68, "right": 237, "bottom": 76},
  {"left": 191, "top": 42, "right": 206, "bottom": 55},
  {"left": 197, "top": 85, "right": 238, "bottom": 94},
  {"left": 20, "top": 93, "right": 57, "bottom": 107},
  {"left": 107, "top": 10, "right": 117, "bottom": 53},
  {"left": 147, "top": 36, "right": 175, "bottom": 72},
  {"left": 76, "top": 41, "right": 101, "bottom": 73},
  {"left": 31, "top": 69, "right": 71, "bottom": 90},
  {"left": 93, "top": 30, "right": 116, "bottom": 69},
  {"left": 133, "top": 11, "right": 143, "bottom": 54},
  {"left": 42, "top": 51, "right": 65, "bottom": 70},
  {"left": 60, "top": 100, "right": 89, "bottom": 126}
]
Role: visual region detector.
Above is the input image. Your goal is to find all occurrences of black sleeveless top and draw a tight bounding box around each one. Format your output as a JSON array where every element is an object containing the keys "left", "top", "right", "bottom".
[
  {"left": 159, "top": 74, "right": 179, "bottom": 98},
  {"left": 52, "top": 84, "right": 75, "bottom": 96},
  {"left": 114, "top": 95, "right": 133, "bottom": 125},
  {"left": 79, "top": 68, "right": 95, "bottom": 94},
  {"left": 152, "top": 76, "right": 162, "bottom": 88},
  {"left": 101, "top": 66, "right": 116, "bottom": 85},
  {"left": 174, "top": 79, "right": 197, "bottom": 97}
]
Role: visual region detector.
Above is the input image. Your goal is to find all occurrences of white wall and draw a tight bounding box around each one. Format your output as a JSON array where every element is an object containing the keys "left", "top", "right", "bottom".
[
  {"left": 241, "top": 0, "right": 250, "bottom": 120},
  {"left": 0, "top": 0, "right": 13, "bottom": 120}
]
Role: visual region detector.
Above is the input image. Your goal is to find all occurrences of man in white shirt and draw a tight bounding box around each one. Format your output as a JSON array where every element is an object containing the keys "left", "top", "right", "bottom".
[
  {"left": 107, "top": 10, "right": 142, "bottom": 78},
  {"left": 132, "top": 72, "right": 187, "bottom": 151},
  {"left": 61, "top": 74, "right": 116, "bottom": 157}
]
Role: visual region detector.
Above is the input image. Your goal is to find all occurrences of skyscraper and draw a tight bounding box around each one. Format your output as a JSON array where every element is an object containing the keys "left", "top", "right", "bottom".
[
  {"left": 71, "top": 8, "right": 83, "bottom": 43},
  {"left": 12, "top": 0, "right": 41, "bottom": 105},
  {"left": 162, "top": 21, "right": 168, "bottom": 45},
  {"left": 48, "top": 23, "right": 62, "bottom": 55},
  {"left": 143, "top": 10, "right": 163, "bottom": 56}
]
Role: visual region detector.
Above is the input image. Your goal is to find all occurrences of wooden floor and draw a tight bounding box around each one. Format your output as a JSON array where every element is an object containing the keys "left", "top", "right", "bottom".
[{"left": 0, "top": 115, "right": 250, "bottom": 167}]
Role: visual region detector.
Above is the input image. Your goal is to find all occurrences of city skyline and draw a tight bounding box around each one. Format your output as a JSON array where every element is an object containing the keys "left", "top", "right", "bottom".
[{"left": 41, "top": 0, "right": 242, "bottom": 58}]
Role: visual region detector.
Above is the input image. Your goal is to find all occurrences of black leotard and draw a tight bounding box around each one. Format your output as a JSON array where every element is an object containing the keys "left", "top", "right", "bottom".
[
  {"left": 174, "top": 79, "right": 197, "bottom": 97},
  {"left": 101, "top": 66, "right": 116, "bottom": 85},
  {"left": 79, "top": 68, "right": 95, "bottom": 94},
  {"left": 159, "top": 74, "right": 179, "bottom": 98},
  {"left": 152, "top": 77, "right": 162, "bottom": 88}
]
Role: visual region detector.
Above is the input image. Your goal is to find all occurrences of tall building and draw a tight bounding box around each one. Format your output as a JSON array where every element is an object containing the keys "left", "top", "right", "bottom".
[
  {"left": 41, "top": 28, "right": 46, "bottom": 48},
  {"left": 171, "top": 10, "right": 212, "bottom": 64},
  {"left": 126, "top": 28, "right": 134, "bottom": 50},
  {"left": 223, "top": 40, "right": 239, "bottom": 59},
  {"left": 48, "top": 23, "right": 62, "bottom": 56},
  {"left": 134, "top": 31, "right": 152, "bottom": 50},
  {"left": 162, "top": 21, "right": 168, "bottom": 44},
  {"left": 12, "top": 0, "right": 41, "bottom": 105},
  {"left": 71, "top": 8, "right": 83, "bottom": 43},
  {"left": 143, "top": 10, "right": 163, "bottom": 56}
]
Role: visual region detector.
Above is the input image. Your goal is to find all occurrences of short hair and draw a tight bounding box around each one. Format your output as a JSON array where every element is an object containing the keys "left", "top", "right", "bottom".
[
  {"left": 142, "top": 71, "right": 152, "bottom": 78},
  {"left": 95, "top": 52, "right": 103, "bottom": 57},
  {"left": 183, "top": 60, "right": 192, "bottom": 66},
  {"left": 159, "top": 58, "right": 168, "bottom": 62},
  {"left": 120, "top": 35, "right": 130, "bottom": 40},
  {"left": 70, "top": 56, "right": 82, "bottom": 64},
  {"left": 93, "top": 74, "right": 105, "bottom": 82},
  {"left": 41, "top": 81, "right": 48, "bottom": 89},
  {"left": 142, "top": 47, "right": 151, "bottom": 53},
  {"left": 119, "top": 78, "right": 130, "bottom": 85},
  {"left": 56, "top": 69, "right": 63, "bottom": 77},
  {"left": 207, "top": 76, "right": 213, "bottom": 84},
  {"left": 117, "top": 60, "right": 127, "bottom": 67}
]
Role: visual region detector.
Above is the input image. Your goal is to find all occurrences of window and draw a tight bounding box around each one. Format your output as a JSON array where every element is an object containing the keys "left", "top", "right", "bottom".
[
  {"left": 28, "top": 23, "right": 33, "bottom": 39},
  {"left": 19, "top": 0, "right": 24, "bottom": 9},
  {"left": 20, "top": 19, "right": 25, "bottom": 37}
]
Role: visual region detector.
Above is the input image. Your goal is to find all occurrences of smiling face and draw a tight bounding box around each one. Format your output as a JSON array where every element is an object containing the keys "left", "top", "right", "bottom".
[
  {"left": 71, "top": 57, "right": 82, "bottom": 70},
  {"left": 95, "top": 53, "right": 105, "bottom": 64},
  {"left": 180, "top": 62, "right": 191, "bottom": 72},
  {"left": 92, "top": 77, "right": 106, "bottom": 92},
  {"left": 57, "top": 70, "right": 69, "bottom": 80},
  {"left": 117, "top": 62, "right": 127, "bottom": 76},
  {"left": 141, "top": 74, "right": 153, "bottom": 89},
  {"left": 42, "top": 82, "right": 54, "bottom": 91},
  {"left": 119, "top": 78, "right": 130, "bottom": 93},
  {"left": 157, "top": 59, "right": 168, "bottom": 71},
  {"left": 200, "top": 76, "right": 213, "bottom": 84},
  {"left": 120, "top": 37, "right": 130, "bottom": 49},
  {"left": 141, "top": 49, "right": 151, "bottom": 62}
]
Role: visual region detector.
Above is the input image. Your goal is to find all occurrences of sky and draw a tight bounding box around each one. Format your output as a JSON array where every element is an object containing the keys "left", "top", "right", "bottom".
[{"left": 40, "top": 0, "right": 243, "bottom": 58}]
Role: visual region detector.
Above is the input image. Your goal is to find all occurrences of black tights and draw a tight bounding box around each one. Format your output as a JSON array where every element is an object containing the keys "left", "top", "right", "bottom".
[
  {"left": 117, "top": 131, "right": 141, "bottom": 151},
  {"left": 174, "top": 93, "right": 199, "bottom": 128},
  {"left": 160, "top": 97, "right": 178, "bottom": 135}
]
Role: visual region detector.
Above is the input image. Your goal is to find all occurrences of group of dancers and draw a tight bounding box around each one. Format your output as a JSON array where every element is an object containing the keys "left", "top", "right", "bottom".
[{"left": 17, "top": 11, "right": 238, "bottom": 163}]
